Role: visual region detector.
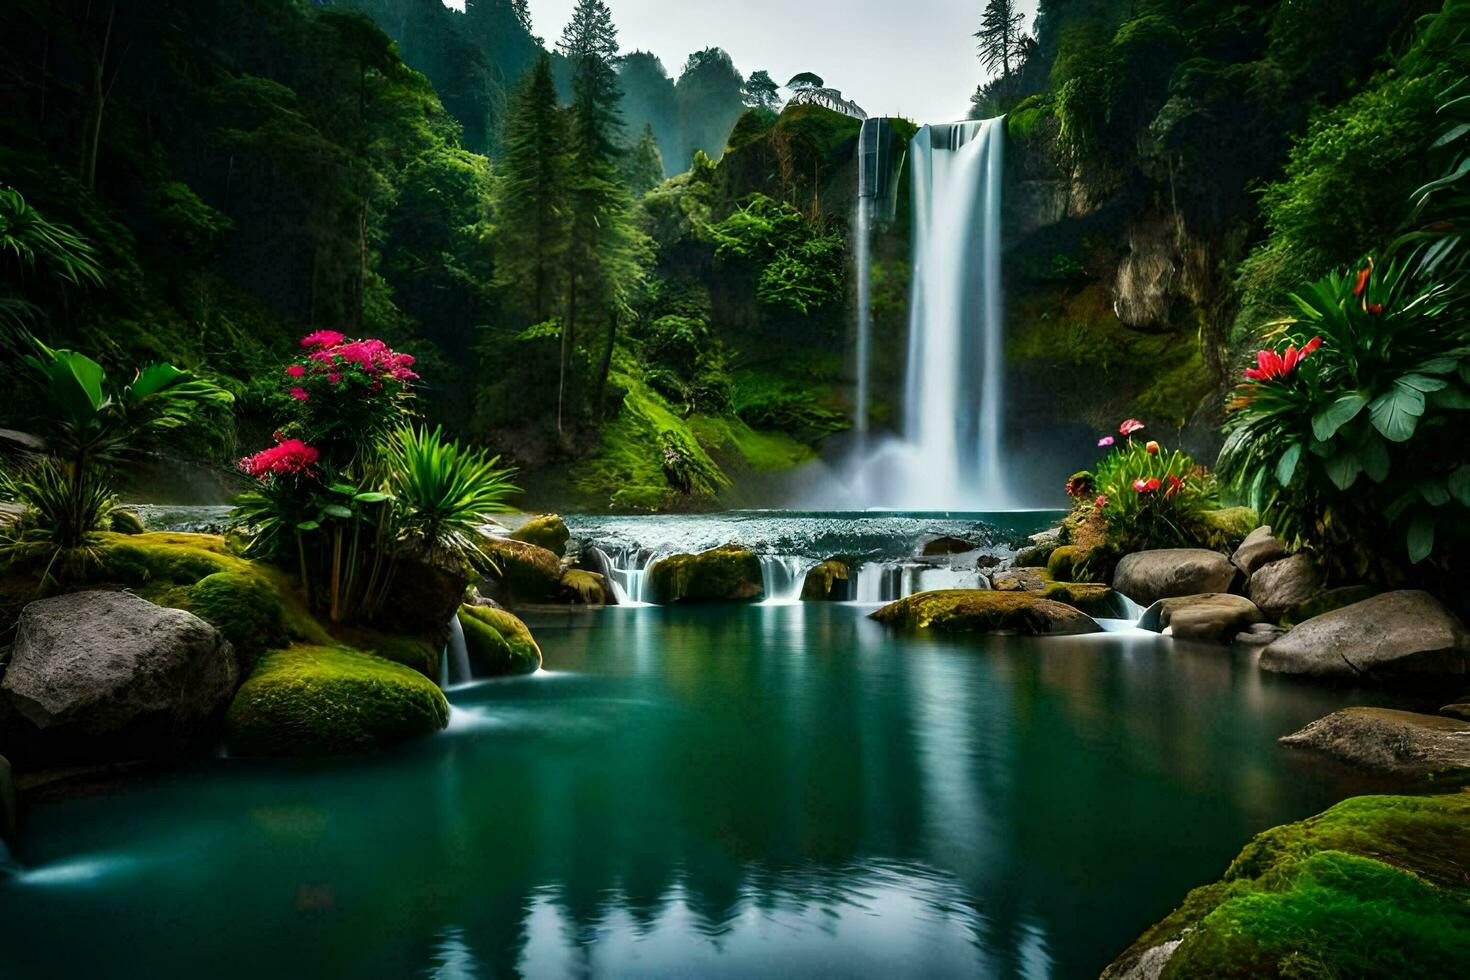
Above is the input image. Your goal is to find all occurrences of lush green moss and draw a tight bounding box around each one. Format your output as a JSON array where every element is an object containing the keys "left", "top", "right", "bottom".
[
  {"left": 509, "top": 514, "right": 570, "bottom": 556},
  {"left": 329, "top": 627, "right": 441, "bottom": 678},
  {"left": 176, "top": 571, "right": 286, "bottom": 663},
  {"left": 1042, "top": 581, "right": 1123, "bottom": 619},
  {"left": 1007, "top": 94, "right": 1055, "bottom": 143},
  {"left": 1200, "top": 507, "right": 1258, "bottom": 550},
  {"left": 225, "top": 645, "right": 448, "bottom": 757},
  {"left": 872, "top": 590, "right": 1102, "bottom": 635},
  {"left": 801, "top": 559, "right": 851, "bottom": 602},
  {"left": 108, "top": 510, "right": 146, "bottom": 535},
  {"left": 647, "top": 545, "right": 763, "bottom": 603},
  {"left": 557, "top": 569, "right": 608, "bottom": 605},
  {"left": 1107, "top": 793, "right": 1470, "bottom": 979},
  {"left": 457, "top": 604, "right": 541, "bottom": 676},
  {"left": 1047, "top": 545, "right": 1080, "bottom": 581},
  {"left": 480, "top": 536, "right": 564, "bottom": 600}
]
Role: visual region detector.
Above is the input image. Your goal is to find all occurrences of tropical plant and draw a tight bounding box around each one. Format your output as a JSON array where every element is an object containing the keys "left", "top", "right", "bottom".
[
  {"left": 0, "top": 188, "right": 104, "bottom": 288},
  {"left": 385, "top": 425, "right": 518, "bottom": 565},
  {"left": 0, "top": 458, "right": 115, "bottom": 584},
  {"left": 1092, "top": 421, "right": 1214, "bottom": 553},
  {"left": 1219, "top": 259, "right": 1470, "bottom": 577}
]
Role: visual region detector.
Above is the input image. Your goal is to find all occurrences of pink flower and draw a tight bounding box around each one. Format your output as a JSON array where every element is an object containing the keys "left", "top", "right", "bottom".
[
  {"left": 1132, "top": 477, "right": 1161, "bottom": 493},
  {"left": 1120, "top": 419, "right": 1146, "bottom": 437},
  {"left": 301, "top": 330, "right": 345, "bottom": 349},
  {"left": 1097, "top": 436, "right": 1115, "bottom": 448},
  {"left": 1094, "top": 494, "right": 1107, "bottom": 510},
  {"left": 285, "top": 364, "right": 306, "bottom": 379},
  {"left": 1164, "top": 475, "right": 1184, "bottom": 498},
  {"left": 289, "top": 387, "right": 309, "bottom": 400},
  {"left": 327, "top": 372, "right": 342, "bottom": 385},
  {"left": 239, "top": 439, "right": 320, "bottom": 479}
]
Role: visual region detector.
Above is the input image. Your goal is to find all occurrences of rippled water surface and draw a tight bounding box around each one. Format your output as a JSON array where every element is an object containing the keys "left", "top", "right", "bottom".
[{"left": 0, "top": 601, "right": 1402, "bottom": 979}]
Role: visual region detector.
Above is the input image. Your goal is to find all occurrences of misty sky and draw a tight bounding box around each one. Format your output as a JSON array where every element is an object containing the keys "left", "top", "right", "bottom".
[{"left": 443, "top": 0, "right": 1039, "bottom": 123}]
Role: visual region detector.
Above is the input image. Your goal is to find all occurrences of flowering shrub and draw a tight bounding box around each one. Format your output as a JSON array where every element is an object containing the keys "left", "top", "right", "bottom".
[
  {"left": 273, "top": 332, "right": 420, "bottom": 467},
  {"left": 1086, "top": 419, "right": 1215, "bottom": 553},
  {"left": 1219, "top": 257, "right": 1470, "bottom": 578},
  {"left": 239, "top": 436, "right": 320, "bottom": 479}
]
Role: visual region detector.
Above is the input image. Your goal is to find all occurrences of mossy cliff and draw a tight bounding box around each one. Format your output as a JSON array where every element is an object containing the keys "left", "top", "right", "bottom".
[{"left": 1103, "top": 792, "right": 1470, "bottom": 979}]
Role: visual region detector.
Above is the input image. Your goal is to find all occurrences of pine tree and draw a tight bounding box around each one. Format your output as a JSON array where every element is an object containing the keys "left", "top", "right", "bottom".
[
  {"left": 556, "top": 0, "right": 638, "bottom": 432},
  {"left": 510, "top": 0, "right": 532, "bottom": 36},
  {"left": 493, "top": 52, "right": 568, "bottom": 326},
  {"left": 975, "top": 0, "right": 1026, "bottom": 87},
  {"left": 623, "top": 123, "right": 665, "bottom": 197},
  {"left": 742, "top": 70, "right": 781, "bottom": 111}
]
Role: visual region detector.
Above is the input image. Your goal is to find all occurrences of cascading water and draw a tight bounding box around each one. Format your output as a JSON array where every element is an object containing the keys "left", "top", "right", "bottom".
[
  {"left": 440, "top": 614, "right": 472, "bottom": 688},
  {"left": 850, "top": 117, "right": 1011, "bottom": 510}
]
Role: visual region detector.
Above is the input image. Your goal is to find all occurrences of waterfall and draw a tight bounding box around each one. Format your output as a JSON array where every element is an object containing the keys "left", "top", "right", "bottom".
[
  {"left": 850, "top": 117, "right": 1010, "bottom": 510},
  {"left": 441, "top": 614, "right": 471, "bottom": 688},
  {"left": 853, "top": 193, "right": 873, "bottom": 436},
  {"left": 760, "top": 556, "right": 816, "bottom": 605}
]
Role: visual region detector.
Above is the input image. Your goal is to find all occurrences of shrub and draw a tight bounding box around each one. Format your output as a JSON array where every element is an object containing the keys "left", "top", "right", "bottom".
[{"left": 1089, "top": 419, "right": 1216, "bottom": 553}]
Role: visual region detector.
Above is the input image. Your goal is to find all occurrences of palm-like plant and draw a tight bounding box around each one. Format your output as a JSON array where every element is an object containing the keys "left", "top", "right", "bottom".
[
  {"left": 0, "top": 188, "right": 104, "bottom": 288},
  {"left": 385, "top": 425, "right": 519, "bottom": 566}
]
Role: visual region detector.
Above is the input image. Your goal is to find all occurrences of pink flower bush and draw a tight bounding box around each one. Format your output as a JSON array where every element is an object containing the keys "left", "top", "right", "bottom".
[
  {"left": 301, "top": 330, "right": 346, "bottom": 349},
  {"left": 239, "top": 437, "right": 319, "bottom": 479},
  {"left": 289, "top": 387, "right": 309, "bottom": 400},
  {"left": 285, "top": 364, "right": 306, "bottom": 378},
  {"left": 1132, "top": 477, "right": 1162, "bottom": 493}
]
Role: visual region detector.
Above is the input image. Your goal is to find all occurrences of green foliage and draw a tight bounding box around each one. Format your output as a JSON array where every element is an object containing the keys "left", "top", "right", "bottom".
[
  {"left": 1093, "top": 433, "right": 1217, "bottom": 553},
  {"left": 225, "top": 644, "right": 449, "bottom": 757},
  {"left": 384, "top": 424, "right": 519, "bottom": 566},
  {"left": 0, "top": 188, "right": 103, "bottom": 289},
  {"left": 0, "top": 459, "right": 115, "bottom": 580},
  {"left": 708, "top": 194, "right": 845, "bottom": 317}
]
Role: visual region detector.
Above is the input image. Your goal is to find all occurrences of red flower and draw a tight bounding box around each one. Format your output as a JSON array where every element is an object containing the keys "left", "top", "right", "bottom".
[
  {"left": 1164, "top": 475, "right": 1184, "bottom": 498},
  {"left": 1367, "top": 303, "right": 1384, "bottom": 315},
  {"left": 1120, "top": 418, "right": 1146, "bottom": 437},
  {"left": 1132, "top": 478, "right": 1162, "bottom": 493},
  {"left": 285, "top": 364, "right": 306, "bottom": 379},
  {"left": 239, "top": 439, "right": 320, "bottom": 479},
  {"left": 1352, "top": 266, "right": 1371, "bottom": 298},
  {"left": 1094, "top": 494, "right": 1107, "bottom": 510},
  {"left": 1243, "top": 336, "right": 1323, "bottom": 382},
  {"left": 289, "top": 386, "right": 309, "bottom": 400},
  {"left": 301, "top": 329, "right": 346, "bottom": 349},
  {"left": 1145, "top": 440, "right": 1160, "bottom": 455}
]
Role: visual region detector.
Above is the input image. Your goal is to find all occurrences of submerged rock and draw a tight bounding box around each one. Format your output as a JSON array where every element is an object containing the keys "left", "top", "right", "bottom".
[
  {"left": 1138, "top": 594, "right": 1264, "bottom": 643},
  {"left": 801, "top": 559, "right": 852, "bottom": 601},
  {"left": 1247, "top": 553, "right": 1321, "bottom": 620},
  {"left": 1102, "top": 793, "right": 1470, "bottom": 979},
  {"left": 226, "top": 645, "right": 448, "bottom": 757},
  {"left": 510, "top": 514, "right": 571, "bottom": 557},
  {"left": 2, "top": 591, "right": 238, "bottom": 765},
  {"left": 1234, "top": 622, "right": 1289, "bottom": 649},
  {"left": 871, "top": 590, "right": 1102, "bottom": 636},
  {"left": 647, "top": 545, "right": 763, "bottom": 604},
  {"left": 457, "top": 605, "right": 542, "bottom": 676},
  {"left": 1279, "top": 708, "right": 1470, "bottom": 782},
  {"left": 1230, "top": 526, "right": 1286, "bottom": 577},
  {"left": 1112, "top": 549, "right": 1237, "bottom": 607},
  {"left": 1260, "top": 591, "right": 1470, "bottom": 685}
]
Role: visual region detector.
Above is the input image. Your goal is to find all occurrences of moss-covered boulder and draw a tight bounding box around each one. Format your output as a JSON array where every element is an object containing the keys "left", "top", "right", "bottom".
[
  {"left": 1046, "top": 545, "right": 1081, "bottom": 581},
  {"left": 328, "top": 627, "right": 441, "bottom": 678},
  {"left": 457, "top": 604, "right": 541, "bottom": 676},
  {"left": 558, "top": 569, "right": 610, "bottom": 605},
  {"left": 1102, "top": 793, "right": 1470, "bottom": 979},
  {"left": 801, "top": 559, "right": 852, "bottom": 601},
  {"left": 871, "top": 590, "right": 1102, "bottom": 636},
  {"left": 108, "top": 509, "right": 146, "bottom": 535},
  {"left": 225, "top": 645, "right": 448, "bottom": 757},
  {"left": 1199, "top": 506, "right": 1258, "bottom": 550},
  {"left": 1041, "top": 581, "right": 1124, "bottom": 619},
  {"left": 510, "top": 514, "right": 571, "bottom": 556},
  {"left": 647, "top": 545, "right": 764, "bottom": 604},
  {"left": 480, "top": 536, "right": 565, "bottom": 601},
  {"left": 172, "top": 571, "right": 286, "bottom": 665}
]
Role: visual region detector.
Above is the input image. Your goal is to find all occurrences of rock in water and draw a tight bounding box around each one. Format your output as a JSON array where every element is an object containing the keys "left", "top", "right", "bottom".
[
  {"left": 1247, "top": 553, "right": 1321, "bottom": 619},
  {"left": 1112, "top": 549, "right": 1237, "bottom": 607},
  {"left": 478, "top": 536, "right": 565, "bottom": 602},
  {"left": 921, "top": 536, "right": 973, "bottom": 556},
  {"left": 1, "top": 591, "right": 237, "bottom": 764},
  {"left": 871, "top": 590, "right": 1102, "bottom": 636},
  {"left": 457, "top": 605, "right": 542, "bottom": 676},
  {"left": 1138, "top": 594, "right": 1264, "bottom": 643},
  {"left": 801, "top": 560, "right": 852, "bottom": 601},
  {"left": 1230, "top": 526, "right": 1286, "bottom": 576},
  {"left": 509, "top": 514, "right": 570, "bottom": 556},
  {"left": 647, "top": 545, "right": 763, "bottom": 604},
  {"left": 1260, "top": 590, "right": 1470, "bottom": 685},
  {"left": 1279, "top": 708, "right": 1470, "bottom": 781}
]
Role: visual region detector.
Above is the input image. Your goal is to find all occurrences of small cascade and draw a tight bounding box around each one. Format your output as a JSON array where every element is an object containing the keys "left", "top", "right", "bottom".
[
  {"left": 587, "top": 545, "right": 662, "bottom": 606},
  {"left": 760, "top": 556, "right": 816, "bottom": 605},
  {"left": 851, "top": 560, "right": 989, "bottom": 603},
  {"left": 440, "top": 614, "right": 472, "bottom": 688}
]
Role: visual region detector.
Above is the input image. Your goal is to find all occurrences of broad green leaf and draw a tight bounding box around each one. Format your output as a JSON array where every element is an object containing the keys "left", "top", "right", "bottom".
[
  {"left": 1431, "top": 123, "right": 1470, "bottom": 148},
  {"left": 1275, "top": 444, "right": 1302, "bottom": 486},
  {"left": 128, "top": 362, "right": 186, "bottom": 400},
  {"left": 1429, "top": 386, "right": 1470, "bottom": 409},
  {"left": 328, "top": 483, "right": 357, "bottom": 495},
  {"left": 1419, "top": 480, "right": 1450, "bottom": 506},
  {"left": 1311, "top": 393, "right": 1368, "bottom": 441},
  {"left": 1449, "top": 465, "right": 1470, "bottom": 507},
  {"left": 1415, "top": 356, "right": 1460, "bottom": 375},
  {"left": 296, "top": 520, "right": 321, "bottom": 531},
  {"left": 321, "top": 504, "right": 353, "bottom": 519},
  {"left": 1360, "top": 437, "right": 1390, "bottom": 483},
  {"left": 353, "top": 492, "right": 391, "bottom": 503},
  {"left": 1323, "top": 451, "right": 1362, "bottom": 490},
  {"left": 1396, "top": 373, "right": 1448, "bottom": 394},
  {"left": 1413, "top": 157, "right": 1470, "bottom": 199},
  {"left": 1406, "top": 515, "right": 1435, "bottom": 564},
  {"left": 1368, "top": 384, "right": 1425, "bottom": 442}
]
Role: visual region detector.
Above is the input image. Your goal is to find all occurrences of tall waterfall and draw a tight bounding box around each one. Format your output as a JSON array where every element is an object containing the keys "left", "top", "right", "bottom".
[{"left": 849, "top": 117, "right": 1010, "bottom": 511}]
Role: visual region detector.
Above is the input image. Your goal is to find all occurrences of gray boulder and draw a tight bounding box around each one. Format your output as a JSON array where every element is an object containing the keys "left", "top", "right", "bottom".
[
  {"left": 1247, "top": 553, "right": 1321, "bottom": 619},
  {"left": 1231, "top": 526, "right": 1287, "bottom": 577},
  {"left": 1279, "top": 707, "right": 1470, "bottom": 781},
  {"left": 1112, "top": 549, "right": 1238, "bottom": 607},
  {"left": 2, "top": 591, "right": 238, "bottom": 764},
  {"left": 1138, "top": 594, "right": 1264, "bottom": 643},
  {"left": 1234, "top": 622, "right": 1289, "bottom": 649},
  {"left": 1260, "top": 590, "right": 1469, "bottom": 685}
]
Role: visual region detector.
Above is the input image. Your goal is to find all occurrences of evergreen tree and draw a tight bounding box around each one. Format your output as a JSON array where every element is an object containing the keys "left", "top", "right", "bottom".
[
  {"left": 742, "top": 70, "right": 781, "bottom": 111},
  {"left": 510, "top": 0, "right": 532, "bottom": 36},
  {"left": 975, "top": 0, "right": 1026, "bottom": 88},
  {"left": 493, "top": 52, "right": 568, "bottom": 326},
  {"left": 556, "top": 0, "right": 638, "bottom": 433},
  {"left": 674, "top": 47, "right": 746, "bottom": 168},
  {"left": 624, "top": 123, "right": 665, "bottom": 197}
]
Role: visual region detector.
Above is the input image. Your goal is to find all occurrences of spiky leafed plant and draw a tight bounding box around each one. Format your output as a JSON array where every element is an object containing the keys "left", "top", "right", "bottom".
[{"left": 385, "top": 425, "right": 519, "bottom": 568}]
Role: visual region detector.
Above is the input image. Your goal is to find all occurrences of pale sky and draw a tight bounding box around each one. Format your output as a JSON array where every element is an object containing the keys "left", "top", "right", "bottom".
[{"left": 443, "top": 0, "right": 1039, "bottom": 124}]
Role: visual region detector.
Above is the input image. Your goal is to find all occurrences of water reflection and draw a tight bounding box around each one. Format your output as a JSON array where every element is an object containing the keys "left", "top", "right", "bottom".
[{"left": 0, "top": 605, "right": 1409, "bottom": 978}]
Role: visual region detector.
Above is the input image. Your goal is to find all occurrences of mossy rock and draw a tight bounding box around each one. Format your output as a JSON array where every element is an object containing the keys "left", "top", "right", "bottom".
[
  {"left": 457, "top": 604, "right": 542, "bottom": 676},
  {"left": 558, "top": 569, "right": 609, "bottom": 605},
  {"left": 801, "top": 559, "right": 852, "bottom": 602},
  {"left": 329, "top": 626, "right": 441, "bottom": 679},
  {"left": 480, "top": 536, "right": 564, "bottom": 601},
  {"left": 1013, "top": 543, "right": 1056, "bottom": 568},
  {"left": 510, "top": 514, "right": 570, "bottom": 557},
  {"left": 871, "top": 590, "right": 1102, "bottom": 636},
  {"left": 225, "top": 645, "right": 448, "bottom": 757},
  {"left": 1042, "top": 582, "right": 1124, "bottom": 619},
  {"left": 1286, "top": 585, "right": 1380, "bottom": 626},
  {"left": 1046, "top": 545, "right": 1081, "bottom": 581},
  {"left": 1200, "top": 507, "right": 1258, "bottom": 550},
  {"left": 108, "top": 509, "right": 146, "bottom": 535},
  {"left": 174, "top": 571, "right": 286, "bottom": 665},
  {"left": 647, "top": 545, "right": 764, "bottom": 604},
  {"left": 1103, "top": 793, "right": 1470, "bottom": 979}
]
